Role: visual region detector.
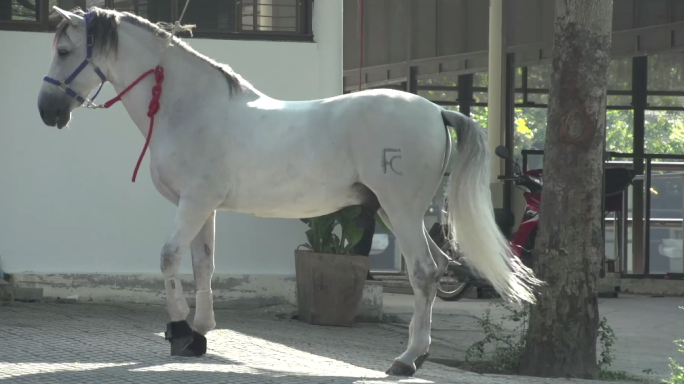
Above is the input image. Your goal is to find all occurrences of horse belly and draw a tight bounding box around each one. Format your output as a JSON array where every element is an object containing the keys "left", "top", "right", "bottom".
[{"left": 220, "top": 179, "right": 365, "bottom": 219}]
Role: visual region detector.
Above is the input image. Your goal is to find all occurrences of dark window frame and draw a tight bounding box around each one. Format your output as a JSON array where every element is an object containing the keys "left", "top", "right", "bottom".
[{"left": 0, "top": 0, "right": 314, "bottom": 42}]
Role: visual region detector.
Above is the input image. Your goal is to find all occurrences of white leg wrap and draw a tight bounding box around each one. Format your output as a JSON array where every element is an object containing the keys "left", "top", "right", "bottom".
[
  {"left": 196, "top": 290, "right": 214, "bottom": 309},
  {"left": 193, "top": 290, "right": 216, "bottom": 335},
  {"left": 165, "top": 277, "right": 189, "bottom": 321}
]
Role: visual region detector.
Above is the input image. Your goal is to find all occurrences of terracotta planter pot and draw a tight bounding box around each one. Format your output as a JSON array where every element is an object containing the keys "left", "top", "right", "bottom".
[{"left": 294, "top": 250, "right": 370, "bottom": 326}]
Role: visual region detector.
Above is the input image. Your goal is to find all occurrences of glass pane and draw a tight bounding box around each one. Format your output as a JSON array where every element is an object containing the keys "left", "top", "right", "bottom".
[
  {"left": 651, "top": 171, "right": 684, "bottom": 220},
  {"left": 513, "top": 107, "right": 548, "bottom": 167},
  {"left": 418, "top": 90, "right": 457, "bottom": 102},
  {"left": 470, "top": 106, "right": 488, "bottom": 131},
  {"left": 417, "top": 75, "right": 457, "bottom": 102},
  {"left": 617, "top": 169, "right": 684, "bottom": 275},
  {"left": 514, "top": 67, "right": 523, "bottom": 89},
  {"left": 473, "top": 91, "right": 487, "bottom": 104},
  {"left": 1, "top": 0, "right": 38, "bottom": 21},
  {"left": 48, "top": 1, "right": 103, "bottom": 25},
  {"left": 606, "top": 109, "right": 633, "bottom": 153},
  {"left": 241, "top": 0, "right": 298, "bottom": 32},
  {"left": 649, "top": 51, "right": 684, "bottom": 92},
  {"left": 473, "top": 72, "right": 488, "bottom": 88},
  {"left": 605, "top": 226, "right": 617, "bottom": 267},
  {"left": 417, "top": 75, "right": 458, "bottom": 87},
  {"left": 607, "top": 95, "right": 631, "bottom": 107},
  {"left": 183, "top": 0, "right": 237, "bottom": 33},
  {"left": 619, "top": 200, "right": 635, "bottom": 274},
  {"left": 113, "top": 0, "right": 136, "bottom": 13},
  {"left": 54, "top": 0, "right": 85, "bottom": 10},
  {"left": 645, "top": 110, "right": 684, "bottom": 158},
  {"left": 650, "top": 225, "right": 684, "bottom": 274},
  {"left": 650, "top": 169, "right": 684, "bottom": 274},
  {"left": 370, "top": 220, "right": 402, "bottom": 273},
  {"left": 647, "top": 96, "right": 684, "bottom": 108},
  {"left": 527, "top": 92, "right": 547, "bottom": 105},
  {"left": 113, "top": 0, "right": 172, "bottom": 23},
  {"left": 625, "top": 225, "right": 634, "bottom": 274},
  {"left": 608, "top": 58, "right": 632, "bottom": 91},
  {"left": 527, "top": 64, "right": 551, "bottom": 90}
]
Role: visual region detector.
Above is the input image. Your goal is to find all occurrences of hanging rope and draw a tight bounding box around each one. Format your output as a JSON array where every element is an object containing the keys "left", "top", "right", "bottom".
[{"left": 171, "top": 0, "right": 196, "bottom": 36}]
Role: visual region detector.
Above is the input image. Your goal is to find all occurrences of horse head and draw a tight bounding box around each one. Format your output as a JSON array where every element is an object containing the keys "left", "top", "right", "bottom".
[{"left": 37, "top": 7, "right": 111, "bottom": 129}]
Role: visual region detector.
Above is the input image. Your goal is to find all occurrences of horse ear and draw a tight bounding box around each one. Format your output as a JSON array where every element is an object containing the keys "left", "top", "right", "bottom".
[{"left": 53, "top": 6, "right": 86, "bottom": 30}]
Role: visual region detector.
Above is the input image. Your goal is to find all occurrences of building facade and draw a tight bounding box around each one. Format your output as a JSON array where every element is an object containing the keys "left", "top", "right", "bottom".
[{"left": 0, "top": 0, "right": 343, "bottom": 304}]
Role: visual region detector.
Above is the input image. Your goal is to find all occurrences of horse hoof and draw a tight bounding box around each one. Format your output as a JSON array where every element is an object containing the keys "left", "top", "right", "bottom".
[
  {"left": 385, "top": 353, "right": 430, "bottom": 377},
  {"left": 385, "top": 360, "right": 416, "bottom": 377},
  {"left": 165, "top": 320, "right": 207, "bottom": 357}
]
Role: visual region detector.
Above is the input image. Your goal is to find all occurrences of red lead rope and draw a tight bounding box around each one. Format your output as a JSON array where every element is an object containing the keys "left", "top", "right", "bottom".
[{"left": 101, "top": 65, "right": 165, "bottom": 182}]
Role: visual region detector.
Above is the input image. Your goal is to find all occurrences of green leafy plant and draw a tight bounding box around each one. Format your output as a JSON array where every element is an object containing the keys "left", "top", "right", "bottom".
[
  {"left": 664, "top": 307, "right": 684, "bottom": 384},
  {"left": 664, "top": 340, "right": 684, "bottom": 384},
  {"left": 300, "top": 206, "right": 365, "bottom": 255},
  {"left": 464, "top": 301, "right": 530, "bottom": 374},
  {"left": 598, "top": 316, "right": 617, "bottom": 371},
  {"left": 462, "top": 303, "right": 646, "bottom": 380}
]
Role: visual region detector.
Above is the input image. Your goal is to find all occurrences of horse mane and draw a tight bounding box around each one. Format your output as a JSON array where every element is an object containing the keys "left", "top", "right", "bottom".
[{"left": 54, "top": 7, "right": 248, "bottom": 96}]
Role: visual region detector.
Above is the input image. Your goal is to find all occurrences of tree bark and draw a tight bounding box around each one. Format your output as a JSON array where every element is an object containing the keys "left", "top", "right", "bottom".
[{"left": 518, "top": 0, "right": 613, "bottom": 379}]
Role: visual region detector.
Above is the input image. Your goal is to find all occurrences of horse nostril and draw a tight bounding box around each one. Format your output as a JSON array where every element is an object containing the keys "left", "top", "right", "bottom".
[{"left": 39, "top": 108, "right": 45, "bottom": 120}]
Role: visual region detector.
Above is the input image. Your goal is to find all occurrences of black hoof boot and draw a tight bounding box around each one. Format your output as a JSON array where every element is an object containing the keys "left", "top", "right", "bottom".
[
  {"left": 414, "top": 352, "right": 430, "bottom": 370},
  {"left": 385, "top": 352, "right": 430, "bottom": 377},
  {"left": 165, "top": 320, "right": 207, "bottom": 357}
]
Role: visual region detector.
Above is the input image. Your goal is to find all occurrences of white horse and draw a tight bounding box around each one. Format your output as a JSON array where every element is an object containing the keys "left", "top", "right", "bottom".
[{"left": 36, "top": 7, "right": 540, "bottom": 376}]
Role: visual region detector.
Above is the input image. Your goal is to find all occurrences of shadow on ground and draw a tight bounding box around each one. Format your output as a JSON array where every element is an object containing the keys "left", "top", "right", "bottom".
[{"left": 0, "top": 301, "right": 466, "bottom": 383}]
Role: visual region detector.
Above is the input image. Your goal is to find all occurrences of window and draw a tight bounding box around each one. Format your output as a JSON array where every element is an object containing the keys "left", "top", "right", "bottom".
[
  {"left": 0, "top": 0, "right": 313, "bottom": 42},
  {"left": 0, "top": 0, "right": 46, "bottom": 30},
  {"left": 0, "top": 0, "right": 40, "bottom": 21},
  {"left": 111, "top": 0, "right": 172, "bottom": 24}
]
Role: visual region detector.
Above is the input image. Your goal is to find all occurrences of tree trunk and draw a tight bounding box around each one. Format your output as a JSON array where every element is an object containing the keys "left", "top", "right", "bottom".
[{"left": 518, "top": 0, "right": 613, "bottom": 379}]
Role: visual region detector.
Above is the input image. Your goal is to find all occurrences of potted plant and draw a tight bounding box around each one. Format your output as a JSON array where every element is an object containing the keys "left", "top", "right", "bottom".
[{"left": 295, "top": 205, "right": 371, "bottom": 326}]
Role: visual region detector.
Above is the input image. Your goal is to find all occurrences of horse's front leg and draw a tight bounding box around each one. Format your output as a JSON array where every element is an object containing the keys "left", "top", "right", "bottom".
[
  {"left": 191, "top": 210, "right": 216, "bottom": 335},
  {"left": 161, "top": 197, "right": 219, "bottom": 357}
]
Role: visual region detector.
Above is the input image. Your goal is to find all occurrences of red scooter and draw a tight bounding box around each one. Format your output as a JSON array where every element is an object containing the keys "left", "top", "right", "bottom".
[{"left": 432, "top": 145, "right": 634, "bottom": 301}]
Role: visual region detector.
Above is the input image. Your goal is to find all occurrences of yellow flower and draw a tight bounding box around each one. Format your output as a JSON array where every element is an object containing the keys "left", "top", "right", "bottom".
[{"left": 516, "top": 118, "right": 532, "bottom": 138}]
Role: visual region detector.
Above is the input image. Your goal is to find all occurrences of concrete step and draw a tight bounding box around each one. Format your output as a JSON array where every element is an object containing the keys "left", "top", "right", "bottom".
[
  {"left": 0, "top": 282, "right": 13, "bottom": 302},
  {"left": 0, "top": 283, "right": 43, "bottom": 302}
]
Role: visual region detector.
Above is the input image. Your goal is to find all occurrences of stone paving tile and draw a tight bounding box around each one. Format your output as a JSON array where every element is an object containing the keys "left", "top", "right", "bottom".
[{"left": 0, "top": 302, "right": 640, "bottom": 384}]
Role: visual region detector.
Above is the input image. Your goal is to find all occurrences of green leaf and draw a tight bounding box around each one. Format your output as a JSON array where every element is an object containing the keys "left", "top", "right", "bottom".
[
  {"left": 375, "top": 212, "right": 392, "bottom": 232},
  {"left": 299, "top": 205, "right": 365, "bottom": 255}
]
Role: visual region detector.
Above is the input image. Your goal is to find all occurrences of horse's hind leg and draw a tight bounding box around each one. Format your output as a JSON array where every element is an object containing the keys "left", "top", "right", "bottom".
[
  {"left": 190, "top": 211, "right": 217, "bottom": 336},
  {"left": 379, "top": 207, "right": 448, "bottom": 354},
  {"left": 424, "top": 225, "right": 450, "bottom": 273},
  {"left": 381, "top": 207, "right": 441, "bottom": 376}
]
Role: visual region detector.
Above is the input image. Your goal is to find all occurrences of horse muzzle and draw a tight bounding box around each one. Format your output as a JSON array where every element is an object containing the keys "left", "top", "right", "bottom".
[{"left": 38, "top": 94, "right": 73, "bottom": 129}]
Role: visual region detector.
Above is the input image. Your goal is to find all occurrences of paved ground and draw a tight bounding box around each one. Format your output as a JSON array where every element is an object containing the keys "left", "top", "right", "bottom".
[
  {"left": 0, "top": 292, "right": 676, "bottom": 383},
  {"left": 385, "top": 292, "right": 684, "bottom": 382}
]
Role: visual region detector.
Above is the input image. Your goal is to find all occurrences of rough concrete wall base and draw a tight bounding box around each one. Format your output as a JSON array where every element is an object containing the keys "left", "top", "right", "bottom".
[
  {"left": 9, "top": 273, "right": 383, "bottom": 321},
  {"left": 600, "top": 274, "right": 684, "bottom": 297}
]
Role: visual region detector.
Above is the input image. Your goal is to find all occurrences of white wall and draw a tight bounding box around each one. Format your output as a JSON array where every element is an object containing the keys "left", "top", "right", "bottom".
[{"left": 0, "top": 3, "right": 342, "bottom": 277}]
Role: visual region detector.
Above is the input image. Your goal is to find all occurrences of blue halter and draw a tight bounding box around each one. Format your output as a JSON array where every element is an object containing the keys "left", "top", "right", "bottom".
[{"left": 43, "top": 12, "right": 107, "bottom": 108}]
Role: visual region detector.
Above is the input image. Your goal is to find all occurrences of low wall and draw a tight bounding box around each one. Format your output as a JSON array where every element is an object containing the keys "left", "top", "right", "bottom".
[
  {"left": 600, "top": 274, "right": 684, "bottom": 297},
  {"left": 7, "top": 273, "right": 384, "bottom": 320}
]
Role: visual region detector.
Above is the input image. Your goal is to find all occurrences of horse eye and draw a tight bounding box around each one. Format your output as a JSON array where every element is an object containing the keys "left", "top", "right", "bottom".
[{"left": 57, "top": 49, "right": 69, "bottom": 57}]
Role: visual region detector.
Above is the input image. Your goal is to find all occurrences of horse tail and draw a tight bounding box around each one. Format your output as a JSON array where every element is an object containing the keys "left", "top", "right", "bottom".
[{"left": 439, "top": 109, "right": 541, "bottom": 304}]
